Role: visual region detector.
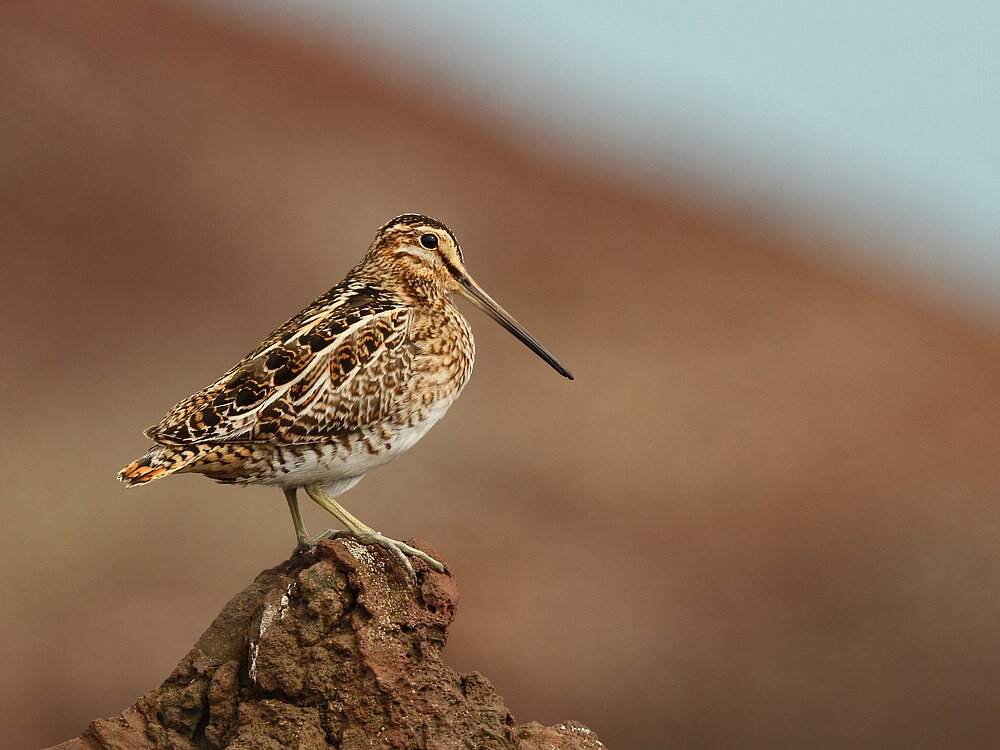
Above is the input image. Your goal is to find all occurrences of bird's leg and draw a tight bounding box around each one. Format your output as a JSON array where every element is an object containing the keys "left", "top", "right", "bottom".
[
  {"left": 303, "top": 482, "right": 445, "bottom": 578},
  {"left": 284, "top": 488, "right": 308, "bottom": 544},
  {"left": 285, "top": 488, "right": 336, "bottom": 553}
]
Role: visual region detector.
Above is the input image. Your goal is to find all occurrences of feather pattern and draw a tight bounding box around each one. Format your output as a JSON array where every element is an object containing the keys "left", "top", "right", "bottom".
[
  {"left": 147, "top": 284, "right": 416, "bottom": 445},
  {"left": 121, "top": 258, "right": 475, "bottom": 490}
]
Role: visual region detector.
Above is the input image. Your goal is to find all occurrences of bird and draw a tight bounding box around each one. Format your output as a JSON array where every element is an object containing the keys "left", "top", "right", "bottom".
[{"left": 118, "top": 214, "right": 573, "bottom": 577}]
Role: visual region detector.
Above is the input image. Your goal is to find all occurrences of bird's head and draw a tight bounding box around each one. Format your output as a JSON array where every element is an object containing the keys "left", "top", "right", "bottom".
[{"left": 365, "top": 214, "right": 573, "bottom": 380}]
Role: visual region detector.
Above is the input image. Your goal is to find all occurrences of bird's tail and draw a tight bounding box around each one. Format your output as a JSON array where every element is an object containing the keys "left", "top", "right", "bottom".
[{"left": 118, "top": 444, "right": 212, "bottom": 487}]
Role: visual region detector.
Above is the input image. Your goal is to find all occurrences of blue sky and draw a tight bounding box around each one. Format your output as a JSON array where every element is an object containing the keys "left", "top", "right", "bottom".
[{"left": 195, "top": 0, "right": 1000, "bottom": 305}]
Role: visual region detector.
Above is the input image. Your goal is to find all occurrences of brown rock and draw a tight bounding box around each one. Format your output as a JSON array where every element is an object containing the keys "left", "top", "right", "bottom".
[{"left": 47, "top": 539, "right": 603, "bottom": 750}]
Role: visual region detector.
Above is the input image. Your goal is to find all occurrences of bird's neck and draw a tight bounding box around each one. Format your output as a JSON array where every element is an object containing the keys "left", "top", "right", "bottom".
[{"left": 350, "top": 262, "right": 452, "bottom": 311}]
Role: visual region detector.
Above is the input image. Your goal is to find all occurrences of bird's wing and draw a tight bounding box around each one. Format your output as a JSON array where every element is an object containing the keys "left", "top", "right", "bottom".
[{"left": 146, "top": 293, "right": 416, "bottom": 445}]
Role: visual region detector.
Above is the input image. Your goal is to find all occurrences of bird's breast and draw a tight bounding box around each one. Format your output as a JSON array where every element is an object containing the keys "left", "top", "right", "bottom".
[
  {"left": 406, "top": 302, "right": 475, "bottom": 398},
  {"left": 252, "top": 301, "right": 476, "bottom": 489}
]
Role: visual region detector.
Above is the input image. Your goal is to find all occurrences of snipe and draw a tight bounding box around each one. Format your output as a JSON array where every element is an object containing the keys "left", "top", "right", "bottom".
[{"left": 119, "top": 214, "right": 572, "bottom": 577}]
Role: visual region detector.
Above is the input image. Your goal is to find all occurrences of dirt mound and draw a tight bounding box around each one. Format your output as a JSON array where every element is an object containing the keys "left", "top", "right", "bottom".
[{"left": 49, "top": 539, "right": 603, "bottom": 750}]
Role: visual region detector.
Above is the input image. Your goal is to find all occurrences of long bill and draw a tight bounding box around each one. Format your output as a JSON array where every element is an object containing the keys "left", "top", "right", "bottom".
[{"left": 457, "top": 276, "right": 574, "bottom": 380}]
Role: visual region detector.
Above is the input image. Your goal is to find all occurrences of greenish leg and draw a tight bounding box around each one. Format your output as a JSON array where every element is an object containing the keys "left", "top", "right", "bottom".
[
  {"left": 302, "top": 481, "right": 445, "bottom": 578},
  {"left": 285, "top": 487, "right": 338, "bottom": 553},
  {"left": 284, "top": 488, "right": 310, "bottom": 551}
]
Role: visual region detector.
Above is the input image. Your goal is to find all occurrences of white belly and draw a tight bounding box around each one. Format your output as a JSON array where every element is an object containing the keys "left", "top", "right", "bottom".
[{"left": 261, "top": 398, "right": 455, "bottom": 493}]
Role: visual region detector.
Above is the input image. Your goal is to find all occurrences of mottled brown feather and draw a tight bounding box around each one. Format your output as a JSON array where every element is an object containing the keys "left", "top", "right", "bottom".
[
  {"left": 146, "top": 281, "right": 414, "bottom": 446},
  {"left": 119, "top": 212, "right": 570, "bottom": 500}
]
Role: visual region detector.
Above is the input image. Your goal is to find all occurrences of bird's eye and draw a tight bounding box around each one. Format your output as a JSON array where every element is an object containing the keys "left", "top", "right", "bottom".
[{"left": 419, "top": 233, "right": 439, "bottom": 250}]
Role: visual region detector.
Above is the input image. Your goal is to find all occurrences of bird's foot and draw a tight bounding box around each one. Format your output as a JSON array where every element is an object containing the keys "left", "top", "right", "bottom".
[
  {"left": 292, "top": 528, "right": 337, "bottom": 555},
  {"left": 334, "top": 529, "right": 445, "bottom": 579},
  {"left": 292, "top": 527, "right": 444, "bottom": 579}
]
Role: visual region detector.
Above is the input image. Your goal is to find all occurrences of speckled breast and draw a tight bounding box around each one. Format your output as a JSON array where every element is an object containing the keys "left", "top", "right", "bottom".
[{"left": 239, "top": 302, "right": 475, "bottom": 490}]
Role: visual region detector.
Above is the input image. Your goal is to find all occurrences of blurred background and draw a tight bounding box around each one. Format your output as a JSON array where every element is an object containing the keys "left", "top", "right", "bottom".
[{"left": 2, "top": 1, "right": 999, "bottom": 748}]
